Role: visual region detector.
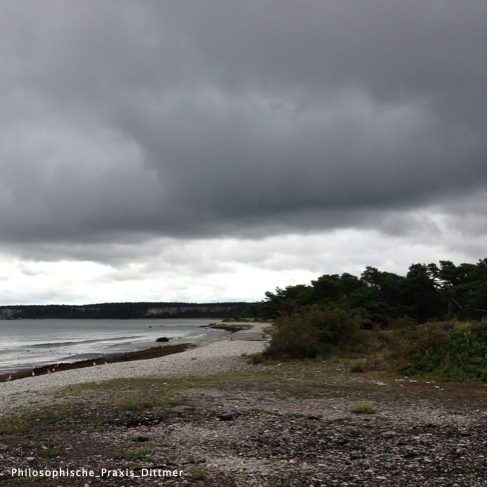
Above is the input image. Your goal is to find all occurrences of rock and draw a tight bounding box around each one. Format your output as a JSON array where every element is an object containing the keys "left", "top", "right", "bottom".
[
  {"left": 156, "top": 337, "right": 169, "bottom": 342},
  {"left": 403, "top": 452, "right": 418, "bottom": 459},
  {"left": 218, "top": 414, "right": 234, "bottom": 421}
]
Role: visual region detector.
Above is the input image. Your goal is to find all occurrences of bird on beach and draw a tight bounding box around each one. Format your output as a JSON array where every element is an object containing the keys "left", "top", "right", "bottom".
[
  {"left": 6, "top": 375, "right": 11, "bottom": 381},
  {"left": 32, "top": 372, "right": 35, "bottom": 376}
]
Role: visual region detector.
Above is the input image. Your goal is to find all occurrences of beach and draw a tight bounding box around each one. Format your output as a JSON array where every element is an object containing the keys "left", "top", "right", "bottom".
[
  {"left": 0, "top": 323, "right": 270, "bottom": 413},
  {"left": 0, "top": 321, "right": 485, "bottom": 487},
  {"left": 0, "top": 318, "right": 229, "bottom": 376}
]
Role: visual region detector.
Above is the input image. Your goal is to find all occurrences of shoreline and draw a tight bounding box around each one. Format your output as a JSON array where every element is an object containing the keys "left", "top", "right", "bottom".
[
  {"left": 0, "top": 322, "right": 244, "bottom": 382},
  {"left": 0, "top": 323, "right": 269, "bottom": 412},
  {"left": 0, "top": 323, "right": 265, "bottom": 383},
  {"left": 0, "top": 343, "right": 195, "bottom": 383}
]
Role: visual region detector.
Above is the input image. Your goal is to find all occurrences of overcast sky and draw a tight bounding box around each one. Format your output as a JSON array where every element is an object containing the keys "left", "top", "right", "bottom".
[{"left": 0, "top": 0, "right": 485, "bottom": 305}]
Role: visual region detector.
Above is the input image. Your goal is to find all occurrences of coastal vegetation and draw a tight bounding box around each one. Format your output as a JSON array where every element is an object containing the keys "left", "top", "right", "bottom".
[{"left": 248, "top": 259, "right": 487, "bottom": 381}]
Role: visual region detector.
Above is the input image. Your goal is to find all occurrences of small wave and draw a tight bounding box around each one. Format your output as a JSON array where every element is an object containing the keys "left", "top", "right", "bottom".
[{"left": 26, "top": 336, "right": 142, "bottom": 348}]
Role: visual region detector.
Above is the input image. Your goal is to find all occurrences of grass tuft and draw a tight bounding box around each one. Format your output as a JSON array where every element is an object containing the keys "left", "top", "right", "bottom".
[
  {"left": 35, "top": 440, "right": 64, "bottom": 457},
  {"left": 0, "top": 418, "right": 30, "bottom": 435},
  {"left": 287, "top": 412, "right": 305, "bottom": 418},
  {"left": 351, "top": 401, "right": 376, "bottom": 414},
  {"left": 116, "top": 396, "right": 153, "bottom": 412},
  {"left": 113, "top": 448, "right": 153, "bottom": 462},
  {"left": 192, "top": 466, "right": 206, "bottom": 481}
]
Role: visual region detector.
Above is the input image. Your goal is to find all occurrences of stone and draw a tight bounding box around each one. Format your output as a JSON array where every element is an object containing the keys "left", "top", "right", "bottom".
[{"left": 218, "top": 414, "right": 234, "bottom": 421}]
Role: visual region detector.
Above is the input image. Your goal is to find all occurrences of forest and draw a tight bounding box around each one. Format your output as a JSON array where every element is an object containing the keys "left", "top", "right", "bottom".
[
  {"left": 0, "top": 302, "right": 249, "bottom": 320},
  {"left": 248, "top": 259, "right": 487, "bottom": 325}
]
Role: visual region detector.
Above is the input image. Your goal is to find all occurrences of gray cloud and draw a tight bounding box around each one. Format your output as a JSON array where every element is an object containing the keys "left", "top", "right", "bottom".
[{"left": 0, "top": 0, "right": 485, "bottom": 254}]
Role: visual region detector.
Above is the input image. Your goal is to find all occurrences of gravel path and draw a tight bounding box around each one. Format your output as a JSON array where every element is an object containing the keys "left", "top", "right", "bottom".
[{"left": 0, "top": 323, "right": 269, "bottom": 413}]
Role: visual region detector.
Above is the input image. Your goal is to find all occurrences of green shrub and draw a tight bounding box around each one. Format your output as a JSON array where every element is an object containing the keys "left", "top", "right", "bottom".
[
  {"left": 262, "top": 306, "right": 363, "bottom": 361},
  {"left": 395, "top": 319, "right": 486, "bottom": 381},
  {"left": 249, "top": 353, "right": 265, "bottom": 364},
  {"left": 388, "top": 316, "right": 418, "bottom": 330},
  {"left": 350, "top": 361, "right": 366, "bottom": 373}
]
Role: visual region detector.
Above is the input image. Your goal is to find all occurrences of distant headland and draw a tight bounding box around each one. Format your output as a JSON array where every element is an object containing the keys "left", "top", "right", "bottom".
[{"left": 0, "top": 302, "right": 250, "bottom": 320}]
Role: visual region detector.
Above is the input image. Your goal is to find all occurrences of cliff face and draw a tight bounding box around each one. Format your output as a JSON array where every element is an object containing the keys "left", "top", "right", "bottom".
[
  {"left": 0, "top": 302, "right": 250, "bottom": 320},
  {"left": 0, "top": 308, "right": 17, "bottom": 319},
  {"left": 145, "top": 305, "right": 244, "bottom": 317}
]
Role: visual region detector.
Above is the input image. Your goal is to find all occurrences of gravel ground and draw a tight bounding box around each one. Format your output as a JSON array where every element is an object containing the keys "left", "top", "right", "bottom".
[{"left": 0, "top": 323, "right": 486, "bottom": 487}]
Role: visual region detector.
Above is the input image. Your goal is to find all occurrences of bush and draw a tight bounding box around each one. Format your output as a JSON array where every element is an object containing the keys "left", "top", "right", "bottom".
[
  {"left": 395, "top": 319, "right": 487, "bottom": 381},
  {"left": 350, "top": 361, "right": 366, "bottom": 373},
  {"left": 387, "top": 316, "right": 418, "bottom": 330},
  {"left": 262, "top": 306, "right": 363, "bottom": 360}
]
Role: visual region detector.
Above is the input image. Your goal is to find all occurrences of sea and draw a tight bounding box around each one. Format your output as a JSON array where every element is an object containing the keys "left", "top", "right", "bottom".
[{"left": 0, "top": 319, "right": 227, "bottom": 375}]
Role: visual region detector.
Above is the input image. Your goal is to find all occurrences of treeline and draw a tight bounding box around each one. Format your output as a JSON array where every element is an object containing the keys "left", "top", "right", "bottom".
[
  {"left": 248, "top": 259, "right": 487, "bottom": 325},
  {"left": 249, "top": 259, "right": 486, "bottom": 381},
  {"left": 0, "top": 302, "right": 249, "bottom": 320}
]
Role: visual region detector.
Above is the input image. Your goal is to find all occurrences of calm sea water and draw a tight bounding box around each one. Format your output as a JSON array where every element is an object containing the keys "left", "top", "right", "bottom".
[{"left": 0, "top": 319, "right": 227, "bottom": 374}]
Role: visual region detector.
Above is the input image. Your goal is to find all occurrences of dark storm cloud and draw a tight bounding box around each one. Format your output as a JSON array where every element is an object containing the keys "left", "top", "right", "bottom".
[{"left": 0, "top": 0, "right": 485, "bottom": 246}]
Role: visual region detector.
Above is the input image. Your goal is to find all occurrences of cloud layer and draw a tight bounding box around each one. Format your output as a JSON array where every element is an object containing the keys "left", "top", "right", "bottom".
[{"left": 0, "top": 1, "right": 485, "bottom": 303}]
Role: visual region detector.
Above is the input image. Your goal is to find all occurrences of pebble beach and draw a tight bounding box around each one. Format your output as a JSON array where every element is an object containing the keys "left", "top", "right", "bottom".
[
  {"left": 0, "top": 322, "right": 486, "bottom": 487},
  {"left": 0, "top": 323, "right": 269, "bottom": 413}
]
